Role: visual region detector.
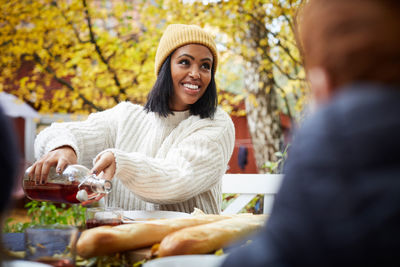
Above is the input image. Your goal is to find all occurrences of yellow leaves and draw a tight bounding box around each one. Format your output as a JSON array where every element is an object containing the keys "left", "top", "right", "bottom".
[
  {"left": 53, "top": 90, "right": 67, "bottom": 100},
  {"left": 232, "top": 94, "right": 245, "bottom": 103},
  {"left": 1, "top": 0, "right": 307, "bottom": 119},
  {"left": 19, "top": 77, "right": 29, "bottom": 89},
  {"left": 297, "top": 68, "right": 306, "bottom": 81},
  {"left": 243, "top": 1, "right": 255, "bottom": 10},
  {"left": 98, "top": 98, "right": 112, "bottom": 109},
  {"left": 113, "top": 2, "right": 129, "bottom": 18},
  {"left": 27, "top": 82, "right": 36, "bottom": 90},
  {"left": 259, "top": 38, "right": 268, "bottom": 47},
  {"left": 2, "top": 68, "right": 12, "bottom": 77},
  {"left": 265, "top": 84, "right": 272, "bottom": 94},
  {"left": 257, "top": 47, "right": 265, "bottom": 55},
  {"left": 248, "top": 93, "right": 258, "bottom": 108},
  {"left": 235, "top": 109, "right": 247, "bottom": 117}
]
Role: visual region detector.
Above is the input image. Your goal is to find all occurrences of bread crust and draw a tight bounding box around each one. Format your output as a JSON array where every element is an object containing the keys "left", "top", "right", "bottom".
[
  {"left": 158, "top": 214, "right": 267, "bottom": 257},
  {"left": 77, "top": 215, "right": 228, "bottom": 258}
]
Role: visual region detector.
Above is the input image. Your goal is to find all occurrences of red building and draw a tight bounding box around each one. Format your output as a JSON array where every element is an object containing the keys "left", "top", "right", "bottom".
[{"left": 227, "top": 115, "right": 258, "bottom": 173}]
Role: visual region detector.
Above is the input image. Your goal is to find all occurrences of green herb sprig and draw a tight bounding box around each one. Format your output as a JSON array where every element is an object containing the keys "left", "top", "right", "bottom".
[{"left": 3, "top": 201, "right": 86, "bottom": 233}]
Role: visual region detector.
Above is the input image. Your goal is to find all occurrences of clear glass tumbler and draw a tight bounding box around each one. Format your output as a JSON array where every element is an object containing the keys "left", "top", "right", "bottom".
[
  {"left": 85, "top": 207, "right": 123, "bottom": 229},
  {"left": 25, "top": 225, "right": 78, "bottom": 267}
]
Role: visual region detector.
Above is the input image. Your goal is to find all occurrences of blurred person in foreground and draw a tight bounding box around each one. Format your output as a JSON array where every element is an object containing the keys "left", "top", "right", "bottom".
[
  {"left": 0, "top": 106, "right": 19, "bottom": 265},
  {"left": 0, "top": 108, "right": 49, "bottom": 267},
  {"left": 221, "top": 0, "right": 400, "bottom": 266}
]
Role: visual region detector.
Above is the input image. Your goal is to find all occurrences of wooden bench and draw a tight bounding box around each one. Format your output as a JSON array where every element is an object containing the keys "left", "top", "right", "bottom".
[{"left": 221, "top": 174, "right": 284, "bottom": 215}]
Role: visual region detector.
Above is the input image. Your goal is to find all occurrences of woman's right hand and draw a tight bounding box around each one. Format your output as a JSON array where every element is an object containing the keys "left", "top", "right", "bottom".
[{"left": 28, "top": 146, "right": 77, "bottom": 184}]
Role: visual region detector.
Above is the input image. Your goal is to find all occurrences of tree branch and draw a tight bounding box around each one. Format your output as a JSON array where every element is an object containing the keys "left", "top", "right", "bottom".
[
  {"left": 276, "top": 40, "right": 302, "bottom": 66},
  {"left": 273, "top": 77, "right": 293, "bottom": 121},
  {"left": 33, "top": 53, "right": 103, "bottom": 111},
  {"left": 240, "top": 8, "right": 300, "bottom": 68},
  {"left": 129, "top": 56, "right": 146, "bottom": 90},
  {"left": 82, "top": 0, "right": 126, "bottom": 101},
  {"left": 263, "top": 52, "right": 305, "bottom": 81},
  {"left": 57, "top": 3, "right": 90, "bottom": 44}
]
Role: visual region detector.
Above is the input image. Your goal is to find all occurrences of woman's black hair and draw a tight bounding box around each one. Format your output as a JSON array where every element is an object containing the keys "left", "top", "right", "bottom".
[{"left": 144, "top": 54, "right": 218, "bottom": 119}]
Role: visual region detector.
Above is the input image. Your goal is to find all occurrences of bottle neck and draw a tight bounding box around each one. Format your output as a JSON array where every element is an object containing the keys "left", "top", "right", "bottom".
[{"left": 79, "top": 175, "right": 112, "bottom": 194}]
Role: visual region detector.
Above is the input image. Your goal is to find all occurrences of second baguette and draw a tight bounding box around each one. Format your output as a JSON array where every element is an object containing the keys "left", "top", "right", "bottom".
[{"left": 158, "top": 214, "right": 267, "bottom": 257}]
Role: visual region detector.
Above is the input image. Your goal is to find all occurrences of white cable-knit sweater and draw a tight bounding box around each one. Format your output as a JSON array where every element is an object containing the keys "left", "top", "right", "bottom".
[{"left": 34, "top": 102, "right": 235, "bottom": 214}]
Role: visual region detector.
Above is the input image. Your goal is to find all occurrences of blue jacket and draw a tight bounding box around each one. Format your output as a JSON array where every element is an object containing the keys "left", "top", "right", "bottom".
[{"left": 222, "top": 84, "right": 400, "bottom": 267}]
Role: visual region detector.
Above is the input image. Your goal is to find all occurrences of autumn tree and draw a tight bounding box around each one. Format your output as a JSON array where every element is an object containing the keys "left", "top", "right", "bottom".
[{"left": 0, "top": 0, "right": 163, "bottom": 113}]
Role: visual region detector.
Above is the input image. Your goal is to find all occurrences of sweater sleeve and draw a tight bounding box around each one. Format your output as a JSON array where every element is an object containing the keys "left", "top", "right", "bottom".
[
  {"left": 102, "top": 112, "right": 235, "bottom": 205},
  {"left": 34, "top": 102, "right": 136, "bottom": 167}
]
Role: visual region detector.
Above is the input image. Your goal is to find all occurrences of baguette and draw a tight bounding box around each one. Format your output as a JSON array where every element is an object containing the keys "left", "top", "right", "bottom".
[
  {"left": 158, "top": 214, "right": 267, "bottom": 257},
  {"left": 77, "top": 215, "right": 230, "bottom": 258}
]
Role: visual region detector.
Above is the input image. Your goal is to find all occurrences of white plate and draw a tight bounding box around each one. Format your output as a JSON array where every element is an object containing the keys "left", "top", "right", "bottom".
[
  {"left": 3, "top": 260, "right": 53, "bottom": 267},
  {"left": 143, "top": 255, "right": 227, "bottom": 267},
  {"left": 122, "top": 210, "right": 191, "bottom": 223}
]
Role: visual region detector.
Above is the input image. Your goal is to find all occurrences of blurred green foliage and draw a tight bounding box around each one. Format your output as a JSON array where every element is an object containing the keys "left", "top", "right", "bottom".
[
  {"left": 262, "top": 144, "right": 290, "bottom": 174},
  {"left": 3, "top": 201, "right": 86, "bottom": 233}
]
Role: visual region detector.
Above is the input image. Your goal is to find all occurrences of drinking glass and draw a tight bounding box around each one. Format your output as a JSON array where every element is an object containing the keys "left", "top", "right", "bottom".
[
  {"left": 85, "top": 207, "right": 123, "bottom": 229},
  {"left": 25, "top": 225, "right": 78, "bottom": 267}
]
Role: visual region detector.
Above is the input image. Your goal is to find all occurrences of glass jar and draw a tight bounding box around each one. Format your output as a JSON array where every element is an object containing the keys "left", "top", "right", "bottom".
[{"left": 23, "top": 164, "right": 112, "bottom": 204}]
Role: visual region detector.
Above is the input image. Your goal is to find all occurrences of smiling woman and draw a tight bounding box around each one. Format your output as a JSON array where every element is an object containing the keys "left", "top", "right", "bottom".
[
  {"left": 30, "top": 24, "right": 235, "bottom": 214},
  {"left": 145, "top": 24, "right": 219, "bottom": 119},
  {"left": 169, "top": 44, "right": 213, "bottom": 111}
]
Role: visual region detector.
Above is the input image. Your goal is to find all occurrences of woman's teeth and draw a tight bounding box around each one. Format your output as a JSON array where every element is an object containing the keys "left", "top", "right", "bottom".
[{"left": 183, "top": 83, "right": 199, "bottom": 90}]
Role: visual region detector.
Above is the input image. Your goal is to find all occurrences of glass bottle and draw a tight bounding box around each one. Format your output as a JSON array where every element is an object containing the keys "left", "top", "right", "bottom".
[{"left": 23, "top": 164, "right": 112, "bottom": 204}]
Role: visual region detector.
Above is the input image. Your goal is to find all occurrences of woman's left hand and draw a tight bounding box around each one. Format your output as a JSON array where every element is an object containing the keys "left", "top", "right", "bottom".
[
  {"left": 80, "top": 151, "right": 116, "bottom": 205},
  {"left": 91, "top": 151, "right": 116, "bottom": 181}
]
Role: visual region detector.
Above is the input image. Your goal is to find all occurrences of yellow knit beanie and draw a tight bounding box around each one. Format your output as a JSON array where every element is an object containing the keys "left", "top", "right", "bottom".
[{"left": 155, "top": 24, "right": 218, "bottom": 76}]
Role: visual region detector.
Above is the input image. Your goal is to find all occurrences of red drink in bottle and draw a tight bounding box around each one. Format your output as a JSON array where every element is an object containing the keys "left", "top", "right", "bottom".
[
  {"left": 85, "top": 218, "right": 123, "bottom": 228},
  {"left": 23, "top": 165, "right": 112, "bottom": 204}
]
